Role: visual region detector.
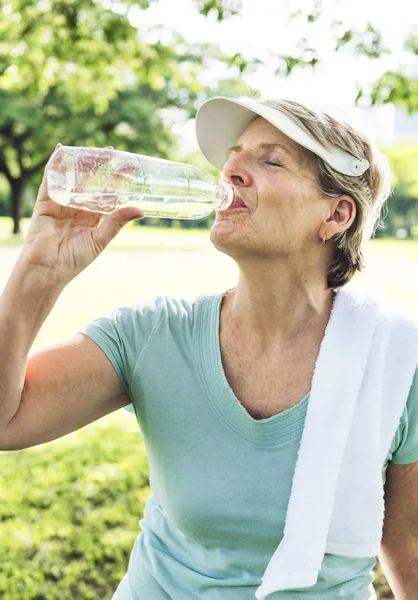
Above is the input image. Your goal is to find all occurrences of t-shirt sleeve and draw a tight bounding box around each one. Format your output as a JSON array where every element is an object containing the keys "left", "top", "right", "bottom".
[
  {"left": 390, "top": 366, "right": 418, "bottom": 464},
  {"left": 77, "top": 297, "right": 166, "bottom": 412}
]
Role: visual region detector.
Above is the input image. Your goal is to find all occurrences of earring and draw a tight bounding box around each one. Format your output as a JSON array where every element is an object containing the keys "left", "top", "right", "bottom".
[{"left": 323, "top": 233, "right": 327, "bottom": 245}]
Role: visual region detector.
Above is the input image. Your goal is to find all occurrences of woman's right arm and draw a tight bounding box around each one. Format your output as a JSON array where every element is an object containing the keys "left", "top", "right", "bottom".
[{"left": 0, "top": 146, "right": 144, "bottom": 451}]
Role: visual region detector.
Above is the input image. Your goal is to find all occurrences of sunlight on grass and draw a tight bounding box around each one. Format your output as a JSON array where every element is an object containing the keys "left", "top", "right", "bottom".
[
  {"left": 0, "top": 219, "right": 417, "bottom": 352},
  {"left": 0, "top": 217, "right": 214, "bottom": 251}
]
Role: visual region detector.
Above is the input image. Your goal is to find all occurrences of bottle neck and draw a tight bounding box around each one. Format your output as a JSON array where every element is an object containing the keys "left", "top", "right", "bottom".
[{"left": 215, "top": 181, "right": 234, "bottom": 211}]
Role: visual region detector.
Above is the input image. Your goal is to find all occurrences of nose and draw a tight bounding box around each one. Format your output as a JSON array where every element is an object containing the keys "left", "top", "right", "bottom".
[{"left": 222, "top": 153, "right": 254, "bottom": 188}]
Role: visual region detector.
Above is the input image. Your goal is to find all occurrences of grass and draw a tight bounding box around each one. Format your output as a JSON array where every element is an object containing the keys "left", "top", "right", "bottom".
[
  {"left": 0, "top": 217, "right": 214, "bottom": 251},
  {"left": 0, "top": 418, "right": 149, "bottom": 600},
  {"left": 0, "top": 217, "right": 416, "bottom": 598},
  {"left": 0, "top": 217, "right": 417, "bottom": 351}
]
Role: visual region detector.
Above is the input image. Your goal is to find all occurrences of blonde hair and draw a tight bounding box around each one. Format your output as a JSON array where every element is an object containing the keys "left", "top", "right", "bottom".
[{"left": 261, "top": 99, "right": 392, "bottom": 289}]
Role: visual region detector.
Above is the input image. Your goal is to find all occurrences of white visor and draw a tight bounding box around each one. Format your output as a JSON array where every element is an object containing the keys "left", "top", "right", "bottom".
[{"left": 195, "top": 96, "right": 370, "bottom": 177}]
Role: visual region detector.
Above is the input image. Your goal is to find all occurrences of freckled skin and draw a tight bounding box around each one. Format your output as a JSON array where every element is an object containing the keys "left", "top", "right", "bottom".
[{"left": 209, "top": 117, "right": 334, "bottom": 266}]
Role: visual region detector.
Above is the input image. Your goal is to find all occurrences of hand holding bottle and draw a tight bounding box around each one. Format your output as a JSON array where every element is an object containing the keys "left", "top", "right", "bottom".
[
  {"left": 23, "top": 144, "right": 144, "bottom": 284},
  {"left": 46, "top": 145, "right": 234, "bottom": 219}
]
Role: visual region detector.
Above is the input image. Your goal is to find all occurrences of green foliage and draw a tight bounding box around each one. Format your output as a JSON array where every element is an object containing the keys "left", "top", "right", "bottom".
[
  {"left": 335, "top": 23, "right": 390, "bottom": 59},
  {"left": 287, "top": 5, "right": 391, "bottom": 63},
  {"left": 386, "top": 142, "right": 418, "bottom": 195},
  {"left": 0, "top": 0, "right": 142, "bottom": 112},
  {"left": 384, "top": 142, "right": 418, "bottom": 236},
  {"left": 195, "top": 0, "right": 242, "bottom": 21},
  {"left": 0, "top": 419, "right": 149, "bottom": 600},
  {"left": 364, "top": 71, "right": 418, "bottom": 113},
  {"left": 210, "top": 76, "right": 258, "bottom": 99},
  {"left": 1, "top": 0, "right": 418, "bottom": 238},
  {"left": 275, "top": 39, "right": 320, "bottom": 76},
  {"left": 0, "top": 0, "right": 238, "bottom": 233},
  {"left": 361, "top": 26, "right": 418, "bottom": 108},
  {"left": 405, "top": 28, "right": 418, "bottom": 55},
  {"left": 0, "top": 175, "right": 9, "bottom": 216}
]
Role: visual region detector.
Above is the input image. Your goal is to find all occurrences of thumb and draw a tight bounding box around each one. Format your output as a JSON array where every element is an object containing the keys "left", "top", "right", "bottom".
[{"left": 92, "top": 206, "right": 144, "bottom": 250}]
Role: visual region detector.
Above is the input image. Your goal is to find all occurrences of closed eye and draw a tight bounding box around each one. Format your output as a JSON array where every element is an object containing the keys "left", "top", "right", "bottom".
[{"left": 265, "top": 161, "right": 282, "bottom": 167}]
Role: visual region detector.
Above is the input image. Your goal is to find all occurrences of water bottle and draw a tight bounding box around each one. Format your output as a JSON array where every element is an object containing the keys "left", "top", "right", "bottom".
[{"left": 46, "top": 146, "right": 235, "bottom": 219}]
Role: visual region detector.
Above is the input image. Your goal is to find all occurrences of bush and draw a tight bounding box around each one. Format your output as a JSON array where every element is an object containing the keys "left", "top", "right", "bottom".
[{"left": 0, "top": 417, "right": 149, "bottom": 600}]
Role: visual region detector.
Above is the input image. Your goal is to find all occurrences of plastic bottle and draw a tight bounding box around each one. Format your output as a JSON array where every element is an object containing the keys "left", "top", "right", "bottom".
[{"left": 46, "top": 146, "right": 234, "bottom": 219}]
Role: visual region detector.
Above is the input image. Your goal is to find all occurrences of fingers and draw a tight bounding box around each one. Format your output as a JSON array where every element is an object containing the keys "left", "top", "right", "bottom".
[
  {"left": 38, "top": 143, "right": 63, "bottom": 203},
  {"left": 41, "top": 143, "right": 119, "bottom": 209},
  {"left": 74, "top": 147, "right": 117, "bottom": 193},
  {"left": 76, "top": 149, "right": 113, "bottom": 173},
  {"left": 91, "top": 207, "right": 144, "bottom": 250},
  {"left": 103, "top": 161, "right": 136, "bottom": 193}
]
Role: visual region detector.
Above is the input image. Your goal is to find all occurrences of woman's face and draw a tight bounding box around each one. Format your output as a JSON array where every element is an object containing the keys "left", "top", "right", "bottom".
[{"left": 210, "top": 116, "right": 332, "bottom": 262}]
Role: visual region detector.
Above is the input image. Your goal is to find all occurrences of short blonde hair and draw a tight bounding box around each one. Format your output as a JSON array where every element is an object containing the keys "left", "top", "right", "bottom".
[{"left": 261, "top": 99, "right": 392, "bottom": 289}]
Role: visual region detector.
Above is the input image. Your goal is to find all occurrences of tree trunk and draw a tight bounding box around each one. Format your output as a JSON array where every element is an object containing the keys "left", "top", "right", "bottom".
[
  {"left": 404, "top": 207, "right": 416, "bottom": 238},
  {"left": 10, "top": 178, "right": 26, "bottom": 235}
]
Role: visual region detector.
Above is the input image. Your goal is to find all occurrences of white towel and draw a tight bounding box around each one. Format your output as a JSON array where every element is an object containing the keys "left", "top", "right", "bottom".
[{"left": 256, "top": 285, "right": 418, "bottom": 599}]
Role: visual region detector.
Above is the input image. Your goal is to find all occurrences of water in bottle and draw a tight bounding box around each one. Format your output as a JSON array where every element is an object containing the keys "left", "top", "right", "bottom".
[{"left": 46, "top": 146, "right": 235, "bottom": 219}]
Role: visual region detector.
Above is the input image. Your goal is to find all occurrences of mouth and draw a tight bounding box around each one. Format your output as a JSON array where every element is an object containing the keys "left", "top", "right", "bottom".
[{"left": 228, "top": 192, "right": 247, "bottom": 210}]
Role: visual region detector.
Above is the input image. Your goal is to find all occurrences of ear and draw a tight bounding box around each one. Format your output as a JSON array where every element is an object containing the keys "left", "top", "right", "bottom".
[{"left": 320, "top": 195, "right": 357, "bottom": 240}]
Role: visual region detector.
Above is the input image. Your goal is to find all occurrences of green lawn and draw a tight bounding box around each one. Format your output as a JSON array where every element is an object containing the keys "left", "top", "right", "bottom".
[
  {"left": 0, "top": 218, "right": 416, "bottom": 599},
  {"left": 0, "top": 218, "right": 416, "bottom": 352}
]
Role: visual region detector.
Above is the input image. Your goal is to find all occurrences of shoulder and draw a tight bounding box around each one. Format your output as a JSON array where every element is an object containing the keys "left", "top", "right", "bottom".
[
  {"left": 379, "top": 297, "right": 418, "bottom": 357},
  {"left": 382, "top": 297, "right": 418, "bottom": 326},
  {"left": 346, "top": 285, "right": 418, "bottom": 337},
  {"left": 104, "top": 291, "right": 223, "bottom": 331}
]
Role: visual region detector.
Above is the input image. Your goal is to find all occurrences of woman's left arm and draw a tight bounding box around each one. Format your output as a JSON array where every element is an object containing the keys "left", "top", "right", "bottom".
[{"left": 379, "top": 460, "right": 418, "bottom": 599}]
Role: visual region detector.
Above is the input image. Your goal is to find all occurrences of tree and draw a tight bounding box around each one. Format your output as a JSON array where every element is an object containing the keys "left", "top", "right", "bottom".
[
  {"left": 359, "top": 27, "right": 418, "bottom": 111},
  {"left": 384, "top": 142, "right": 418, "bottom": 237},
  {"left": 2, "top": 0, "right": 417, "bottom": 234},
  {"left": 0, "top": 0, "right": 238, "bottom": 233}
]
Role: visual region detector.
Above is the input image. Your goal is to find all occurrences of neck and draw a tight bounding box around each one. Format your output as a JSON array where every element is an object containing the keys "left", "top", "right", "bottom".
[{"left": 223, "top": 264, "right": 336, "bottom": 349}]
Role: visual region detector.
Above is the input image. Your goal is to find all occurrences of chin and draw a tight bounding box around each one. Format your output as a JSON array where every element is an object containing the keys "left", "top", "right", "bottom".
[
  {"left": 210, "top": 218, "right": 235, "bottom": 242},
  {"left": 209, "top": 219, "right": 249, "bottom": 258},
  {"left": 211, "top": 209, "right": 248, "bottom": 231}
]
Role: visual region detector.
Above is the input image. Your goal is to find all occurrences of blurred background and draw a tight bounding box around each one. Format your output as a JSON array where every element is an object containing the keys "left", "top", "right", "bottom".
[
  {"left": 0, "top": 0, "right": 417, "bottom": 598},
  {"left": 1, "top": 0, "right": 418, "bottom": 237}
]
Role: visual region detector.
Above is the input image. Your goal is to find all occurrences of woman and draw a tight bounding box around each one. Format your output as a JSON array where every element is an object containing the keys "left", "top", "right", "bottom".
[{"left": 0, "top": 96, "right": 417, "bottom": 600}]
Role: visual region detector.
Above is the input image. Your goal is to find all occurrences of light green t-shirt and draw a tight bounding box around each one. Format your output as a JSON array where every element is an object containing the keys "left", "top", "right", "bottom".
[{"left": 80, "top": 292, "right": 418, "bottom": 600}]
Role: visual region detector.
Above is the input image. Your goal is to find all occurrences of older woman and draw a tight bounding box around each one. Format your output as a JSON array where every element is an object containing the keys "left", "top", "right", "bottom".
[{"left": 0, "top": 96, "right": 417, "bottom": 600}]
